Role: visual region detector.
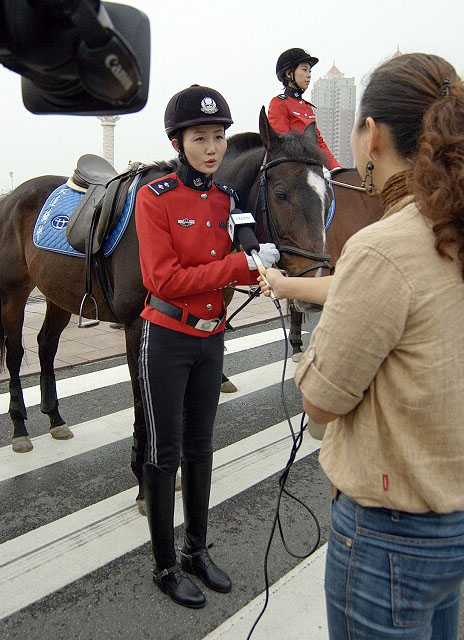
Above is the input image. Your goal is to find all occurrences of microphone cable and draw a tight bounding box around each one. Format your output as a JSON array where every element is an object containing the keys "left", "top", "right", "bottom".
[
  {"left": 226, "top": 213, "right": 322, "bottom": 637},
  {"left": 245, "top": 299, "right": 321, "bottom": 640}
]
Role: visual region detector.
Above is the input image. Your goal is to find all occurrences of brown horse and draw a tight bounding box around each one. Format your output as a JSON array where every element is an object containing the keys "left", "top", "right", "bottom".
[
  {"left": 0, "top": 109, "right": 333, "bottom": 511},
  {"left": 288, "top": 168, "right": 384, "bottom": 358}
]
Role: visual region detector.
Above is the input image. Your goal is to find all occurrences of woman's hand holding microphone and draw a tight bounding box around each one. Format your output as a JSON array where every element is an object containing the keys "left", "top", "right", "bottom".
[{"left": 258, "top": 268, "right": 287, "bottom": 299}]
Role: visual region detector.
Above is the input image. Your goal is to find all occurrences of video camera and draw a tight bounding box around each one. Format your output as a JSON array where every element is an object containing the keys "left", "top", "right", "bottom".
[{"left": 0, "top": 0, "right": 150, "bottom": 115}]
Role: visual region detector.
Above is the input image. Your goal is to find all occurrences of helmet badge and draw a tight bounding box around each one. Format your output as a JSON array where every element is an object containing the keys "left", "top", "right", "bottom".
[{"left": 200, "top": 97, "right": 218, "bottom": 114}]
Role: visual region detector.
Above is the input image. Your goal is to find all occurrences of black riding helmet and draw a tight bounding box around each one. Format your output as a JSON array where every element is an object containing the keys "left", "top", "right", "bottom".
[
  {"left": 276, "top": 48, "right": 319, "bottom": 82},
  {"left": 164, "top": 84, "right": 233, "bottom": 139}
]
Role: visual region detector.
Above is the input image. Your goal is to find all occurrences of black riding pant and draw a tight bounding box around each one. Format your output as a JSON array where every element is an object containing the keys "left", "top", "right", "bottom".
[{"left": 138, "top": 320, "right": 224, "bottom": 474}]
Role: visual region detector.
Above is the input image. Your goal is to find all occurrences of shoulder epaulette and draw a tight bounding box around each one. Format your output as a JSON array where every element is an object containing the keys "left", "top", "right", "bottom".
[
  {"left": 214, "top": 181, "right": 239, "bottom": 201},
  {"left": 148, "top": 177, "right": 178, "bottom": 196},
  {"left": 277, "top": 94, "right": 288, "bottom": 100}
]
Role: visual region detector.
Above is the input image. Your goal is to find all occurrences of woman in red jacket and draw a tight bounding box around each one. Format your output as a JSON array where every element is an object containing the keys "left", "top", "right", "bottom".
[
  {"left": 135, "top": 84, "right": 279, "bottom": 609},
  {"left": 268, "top": 47, "right": 340, "bottom": 171}
]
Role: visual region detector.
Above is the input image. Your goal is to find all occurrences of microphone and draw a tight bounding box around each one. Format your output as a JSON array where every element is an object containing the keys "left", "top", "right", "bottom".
[
  {"left": 228, "top": 209, "right": 280, "bottom": 307},
  {"left": 227, "top": 209, "right": 256, "bottom": 243}
]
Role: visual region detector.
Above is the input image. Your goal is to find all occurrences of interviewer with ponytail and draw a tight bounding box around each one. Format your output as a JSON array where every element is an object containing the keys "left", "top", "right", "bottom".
[{"left": 264, "top": 53, "right": 464, "bottom": 639}]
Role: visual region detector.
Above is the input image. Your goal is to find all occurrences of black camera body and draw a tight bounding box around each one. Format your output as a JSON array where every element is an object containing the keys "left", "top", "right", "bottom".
[{"left": 0, "top": 0, "right": 150, "bottom": 115}]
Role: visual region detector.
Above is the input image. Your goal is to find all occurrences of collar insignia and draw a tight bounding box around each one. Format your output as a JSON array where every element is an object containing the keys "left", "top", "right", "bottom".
[{"left": 148, "top": 177, "right": 178, "bottom": 195}]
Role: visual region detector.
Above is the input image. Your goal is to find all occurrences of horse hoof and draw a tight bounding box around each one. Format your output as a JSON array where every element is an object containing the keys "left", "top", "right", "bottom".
[
  {"left": 220, "top": 380, "right": 238, "bottom": 393},
  {"left": 292, "top": 352, "right": 303, "bottom": 363},
  {"left": 136, "top": 499, "right": 147, "bottom": 516},
  {"left": 50, "top": 425, "right": 74, "bottom": 440},
  {"left": 12, "top": 436, "right": 33, "bottom": 453},
  {"left": 175, "top": 471, "right": 182, "bottom": 492}
]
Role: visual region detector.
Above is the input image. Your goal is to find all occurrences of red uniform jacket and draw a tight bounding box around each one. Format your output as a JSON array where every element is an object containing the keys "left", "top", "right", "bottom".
[
  {"left": 268, "top": 92, "right": 340, "bottom": 171},
  {"left": 135, "top": 173, "right": 256, "bottom": 337}
]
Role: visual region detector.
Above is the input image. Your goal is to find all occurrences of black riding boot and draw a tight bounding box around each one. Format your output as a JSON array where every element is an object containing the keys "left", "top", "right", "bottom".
[
  {"left": 180, "top": 458, "right": 232, "bottom": 593},
  {"left": 143, "top": 462, "right": 206, "bottom": 608}
]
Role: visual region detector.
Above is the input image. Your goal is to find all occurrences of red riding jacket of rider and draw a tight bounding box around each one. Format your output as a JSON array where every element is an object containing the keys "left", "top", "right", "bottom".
[
  {"left": 135, "top": 173, "right": 256, "bottom": 337},
  {"left": 268, "top": 91, "right": 340, "bottom": 171}
]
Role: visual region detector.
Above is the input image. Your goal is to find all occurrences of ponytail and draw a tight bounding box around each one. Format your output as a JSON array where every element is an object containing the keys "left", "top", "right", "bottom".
[{"left": 412, "top": 80, "right": 464, "bottom": 277}]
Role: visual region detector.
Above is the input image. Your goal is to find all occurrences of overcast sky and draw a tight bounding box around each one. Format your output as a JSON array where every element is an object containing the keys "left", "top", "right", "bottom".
[{"left": 1, "top": 0, "right": 462, "bottom": 192}]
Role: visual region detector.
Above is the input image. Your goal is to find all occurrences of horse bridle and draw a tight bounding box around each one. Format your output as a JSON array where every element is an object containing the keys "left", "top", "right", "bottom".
[
  {"left": 257, "top": 153, "right": 332, "bottom": 277},
  {"left": 325, "top": 177, "right": 367, "bottom": 192}
]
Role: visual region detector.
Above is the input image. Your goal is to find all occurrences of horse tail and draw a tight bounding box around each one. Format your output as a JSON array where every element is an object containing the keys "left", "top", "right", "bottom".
[{"left": 0, "top": 298, "right": 5, "bottom": 371}]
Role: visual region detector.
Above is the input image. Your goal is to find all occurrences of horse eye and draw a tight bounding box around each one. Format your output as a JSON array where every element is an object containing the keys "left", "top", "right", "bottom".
[{"left": 275, "top": 192, "right": 288, "bottom": 201}]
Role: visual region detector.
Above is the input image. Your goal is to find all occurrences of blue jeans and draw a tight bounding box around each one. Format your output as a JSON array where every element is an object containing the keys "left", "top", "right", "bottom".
[{"left": 325, "top": 493, "right": 464, "bottom": 640}]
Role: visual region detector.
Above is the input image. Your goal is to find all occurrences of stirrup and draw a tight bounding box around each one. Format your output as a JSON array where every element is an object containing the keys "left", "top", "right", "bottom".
[{"left": 78, "top": 292, "right": 100, "bottom": 328}]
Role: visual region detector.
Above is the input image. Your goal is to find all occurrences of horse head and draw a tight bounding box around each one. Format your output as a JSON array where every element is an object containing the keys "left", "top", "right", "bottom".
[{"left": 257, "top": 108, "right": 333, "bottom": 313}]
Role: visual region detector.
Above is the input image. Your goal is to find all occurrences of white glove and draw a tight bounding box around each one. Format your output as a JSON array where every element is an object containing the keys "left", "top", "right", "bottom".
[{"left": 245, "top": 243, "right": 280, "bottom": 270}]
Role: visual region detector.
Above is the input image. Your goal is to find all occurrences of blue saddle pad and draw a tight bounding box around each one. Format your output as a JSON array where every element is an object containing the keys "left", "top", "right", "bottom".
[
  {"left": 325, "top": 183, "right": 335, "bottom": 231},
  {"left": 33, "top": 174, "right": 141, "bottom": 257}
]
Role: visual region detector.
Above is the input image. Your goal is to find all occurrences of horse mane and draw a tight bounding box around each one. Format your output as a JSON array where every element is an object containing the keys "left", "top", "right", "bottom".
[
  {"left": 277, "top": 130, "right": 325, "bottom": 165},
  {"left": 147, "top": 158, "right": 179, "bottom": 173},
  {"left": 225, "top": 132, "right": 263, "bottom": 157},
  {"left": 143, "top": 129, "right": 321, "bottom": 171},
  {"left": 225, "top": 129, "right": 325, "bottom": 165},
  {"left": 138, "top": 129, "right": 326, "bottom": 202}
]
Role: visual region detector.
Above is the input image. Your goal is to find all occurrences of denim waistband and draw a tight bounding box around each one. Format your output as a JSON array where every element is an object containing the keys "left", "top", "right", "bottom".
[{"left": 336, "top": 492, "right": 464, "bottom": 541}]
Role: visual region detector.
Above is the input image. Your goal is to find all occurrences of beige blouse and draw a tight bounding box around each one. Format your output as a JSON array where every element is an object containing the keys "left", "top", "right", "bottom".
[{"left": 295, "top": 196, "right": 464, "bottom": 513}]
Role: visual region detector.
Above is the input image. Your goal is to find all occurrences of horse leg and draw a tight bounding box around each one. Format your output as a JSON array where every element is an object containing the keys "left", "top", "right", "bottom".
[
  {"left": 289, "top": 304, "right": 304, "bottom": 363},
  {"left": 37, "top": 300, "right": 74, "bottom": 440},
  {"left": 1, "top": 289, "right": 34, "bottom": 452}
]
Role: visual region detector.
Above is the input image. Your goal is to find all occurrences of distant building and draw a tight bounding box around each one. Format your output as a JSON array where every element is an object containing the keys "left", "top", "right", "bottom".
[{"left": 310, "top": 63, "right": 356, "bottom": 168}]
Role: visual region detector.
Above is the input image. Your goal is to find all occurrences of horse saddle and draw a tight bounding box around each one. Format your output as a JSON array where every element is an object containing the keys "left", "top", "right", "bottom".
[{"left": 65, "top": 154, "right": 142, "bottom": 255}]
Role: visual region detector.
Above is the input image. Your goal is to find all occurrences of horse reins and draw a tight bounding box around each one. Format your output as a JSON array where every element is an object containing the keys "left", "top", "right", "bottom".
[
  {"left": 325, "top": 177, "right": 368, "bottom": 192},
  {"left": 256, "top": 153, "right": 332, "bottom": 277}
]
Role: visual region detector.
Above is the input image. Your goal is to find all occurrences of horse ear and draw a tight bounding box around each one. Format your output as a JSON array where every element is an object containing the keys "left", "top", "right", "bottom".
[
  {"left": 303, "top": 122, "right": 318, "bottom": 148},
  {"left": 259, "top": 106, "right": 280, "bottom": 151}
]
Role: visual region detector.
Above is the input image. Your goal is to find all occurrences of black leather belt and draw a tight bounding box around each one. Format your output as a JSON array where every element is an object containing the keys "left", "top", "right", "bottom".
[{"left": 148, "top": 294, "right": 225, "bottom": 333}]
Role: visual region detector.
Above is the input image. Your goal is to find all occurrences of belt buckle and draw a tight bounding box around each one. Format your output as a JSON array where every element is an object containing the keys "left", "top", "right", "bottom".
[{"left": 195, "top": 317, "right": 219, "bottom": 332}]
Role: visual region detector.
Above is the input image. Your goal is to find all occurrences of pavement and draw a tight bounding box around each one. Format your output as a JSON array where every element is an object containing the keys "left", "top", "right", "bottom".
[
  {"left": 2, "top": 286, "right": 329, "bottom": 640},
  {"left": 203, "top": 547, "right": 328, "bottom": 640},
  {"left": 0, "top": 287, "right": 283, "bottom": 382}
]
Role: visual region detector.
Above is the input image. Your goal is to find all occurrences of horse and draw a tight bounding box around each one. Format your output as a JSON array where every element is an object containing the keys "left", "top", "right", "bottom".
[
  {"left": 0, "top": 108, "right": 333, "bottom": 513},
  {"left": 288, "top": 168, "right": 384, "bottom": 360}
]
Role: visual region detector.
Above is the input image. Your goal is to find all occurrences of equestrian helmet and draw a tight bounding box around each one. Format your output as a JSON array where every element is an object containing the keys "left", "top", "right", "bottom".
[
  {"left": 164, "top": 85, "right": 233, "bottom": 138},
  {"left": 276, "top": 48, "right": 319, "bottom": 81}
]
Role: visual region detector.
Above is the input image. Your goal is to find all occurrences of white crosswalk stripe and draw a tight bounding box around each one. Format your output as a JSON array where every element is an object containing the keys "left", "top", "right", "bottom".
[
  {"left": 202, "top": 546, "right": 328, "bottom": 640},
  {"left": 0, "top": 416, "right": 320, "bottom": 621},
  {"left": 0, "top": 359, "right": 298, "bottom": 481},
  {"left": 0, "top": 324, "right": 327, "bottom": 639},
  {"left": 0, "top": 328, "right": 306, "bottom": 415}
]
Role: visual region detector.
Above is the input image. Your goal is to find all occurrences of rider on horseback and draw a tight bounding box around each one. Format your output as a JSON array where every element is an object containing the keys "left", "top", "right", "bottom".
[
  {"left": 268, "top": 47, "right": 340, "bottom": 172},
  {"left": 135, "top": 84, "right": 279, "bottom": 608}
]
